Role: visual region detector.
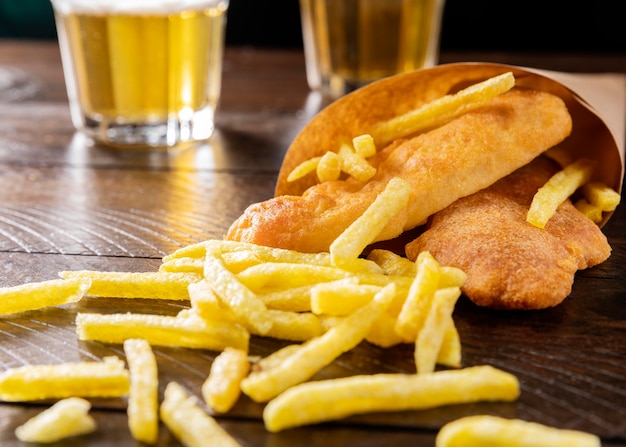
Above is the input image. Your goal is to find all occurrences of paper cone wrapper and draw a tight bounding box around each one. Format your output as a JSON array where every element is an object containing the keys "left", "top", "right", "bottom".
[{"left": 276, "top": 62, "right": 624, "bottom": 226}]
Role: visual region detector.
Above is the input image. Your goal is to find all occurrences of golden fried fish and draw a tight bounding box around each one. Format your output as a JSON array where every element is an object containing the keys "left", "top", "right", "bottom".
[
  {"left": 405, "top": 157, "right": 611, "bottom": 310},
  {"left": 226, "top": 89, "right": 572, "bottom": 253}
]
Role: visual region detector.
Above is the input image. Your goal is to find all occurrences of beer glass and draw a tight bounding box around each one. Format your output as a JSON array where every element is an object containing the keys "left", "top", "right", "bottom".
[
  {"left": 51, "top": 0, "right": 229, "bottom": 148},
  {"left": 299, "top": 0, "right": 445, "bottom": 98}
]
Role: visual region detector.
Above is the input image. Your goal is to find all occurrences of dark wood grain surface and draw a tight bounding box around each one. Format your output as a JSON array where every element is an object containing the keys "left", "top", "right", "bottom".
[{"left": 0, "top": 40, "right": 625, "bottom": 446}]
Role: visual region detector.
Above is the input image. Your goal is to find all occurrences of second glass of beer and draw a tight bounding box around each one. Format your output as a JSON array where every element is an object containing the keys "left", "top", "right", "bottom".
[
  {"left": 51, "top": 0, "right": 229, "bottom": 148},
  {"left": 300, "top": 0, "right": 446, "bottom": 98}
]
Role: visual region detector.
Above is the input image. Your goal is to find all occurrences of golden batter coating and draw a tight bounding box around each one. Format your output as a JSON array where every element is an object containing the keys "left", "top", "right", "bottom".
[
  {"left": 405, "top": 157, "right": 611, "bottom": 310},
  {"left": 226, "top": 89, "right": 572, "bottom": 253}
]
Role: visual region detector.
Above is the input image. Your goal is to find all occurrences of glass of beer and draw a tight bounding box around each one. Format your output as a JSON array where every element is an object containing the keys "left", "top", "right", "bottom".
[
  {"left": 50, "top": 0, "right": 229, "bottom": 148},
  {"left": 299, "top": 0, "right": 445, "bottom": 98}
]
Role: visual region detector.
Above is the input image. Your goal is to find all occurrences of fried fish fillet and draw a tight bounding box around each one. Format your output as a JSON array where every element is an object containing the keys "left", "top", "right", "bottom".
[
  {"left": 226, "top": 89, "right": 572, "bottom": 253},
  {"left": 405, "top": 156, "right": 611, "bottom": 310}
]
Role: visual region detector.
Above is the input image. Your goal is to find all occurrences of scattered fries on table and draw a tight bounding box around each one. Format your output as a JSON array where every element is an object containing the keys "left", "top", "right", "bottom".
[
  {"left": 0, "top": 356, "right": 129, "bottom": 402},
  {"left": 0, "top": 71, "right": 616, "bottom": 443},
  {"left": 124, "top": 339, "right": 159, "bottom": 445},
  {"left": 436, "top": 415, "right": 601, "bottom": 447},
  {"left": 15, "top": 397, "right": 97, "bottom": 443},
  {"left": 160, "top": 382, "right": 242, "bottom": 447},
  {"left": 263, "top": 365, "right": 519, "bottom": 432},
  {"left": 0, "top": 278, "right": 91, "bottom": 315}
]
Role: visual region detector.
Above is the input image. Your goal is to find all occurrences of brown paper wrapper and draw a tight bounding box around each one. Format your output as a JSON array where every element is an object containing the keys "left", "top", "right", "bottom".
[{"left": 276, "top": 62, "right": 624, "bottom": 226}]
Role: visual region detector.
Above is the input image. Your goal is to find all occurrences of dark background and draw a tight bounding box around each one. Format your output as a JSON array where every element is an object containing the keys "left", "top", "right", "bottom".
[{"left": 1, "top": 0, "right": 624, "bottom": 53}]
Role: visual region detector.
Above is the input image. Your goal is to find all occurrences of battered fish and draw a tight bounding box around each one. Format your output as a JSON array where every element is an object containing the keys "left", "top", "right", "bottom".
[
  {"left": 226, "top": 89, "right": 572, "bottom": 253},
  {"left": 405, "top": 157, "right": 611, "bottom": 310}
]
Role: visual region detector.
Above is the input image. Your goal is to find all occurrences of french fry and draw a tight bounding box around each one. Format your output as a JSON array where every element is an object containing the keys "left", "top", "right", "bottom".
[
  {"left": 316, "top": 151, "right": 342, "bottom": 183},
  {"left": 580, "top": 181, "right": 621, "bottom": 212},
  {"left": 526, "top": 158, "right": 595, "bottom": 228},
  {"left": 574, "top": 198, "right": 603, "bottom": 223},
  {"left": 257, "top": 285, "right": 314, "bottom": 312},
  {"left": 440, "top": 266, "right": 468, "bottom": 288},
  {"left": 163, "top": 241, "right": 208, "bottom": 261},
  {"left": 0, "top": 356, "right": 129, "bottom": 401},
  {"left": 202, "top": 347, "right": 250, "bottom": 413},
  {"left": 160, "top": 382, "right": 242, "bottom": 447},
  {"left": 365, "top": 312, "right": 406, "bottom": 348},
  {"left": 436, "top": 321, "right": 462, "bottom": 368},
  {"left": 352, "top": 133, "right": 377, "bottom": 158},
  {"left": 330, "top": 177, "right": 411, "bottom": 267},
  {"left": 240, "top": 283, "right": 396, "bottom": 402},
  {"left": 435, "top": 415, "right": 601, "bottom": 447},
  {"left": 337, "top": 143, "right": 377, "bottom": 182},
  {"left": 15, "top": 397, "right": 96, "bottom": 443},
  {"left": 189, "top": 276, "right": 322, "bottom": 342},
  {"left": 415, "top": 287, "right": 462, "bottom": 374},
  {"left": 206, "top": 240, "right": 382, "bottom": 274},
  {"left": 263, "top": 365, "right": 520, "bottom": 432},
  {"left": 204, "top": 245, "right": 273, "bottom": 335},
  {"left": 0, "top": 278, "right": 90, "bottom": 315},
  {"left": 287, "top": 156, "right": 322, "bottom": 182},
  {"left": 367, "top": 249, "right": 416, "bottom": 277},
  {"left": 220, "top": 250, "right": 264, "bottom": 273},
  {"left": 371, "top": 72, "right": 516, "bottom": 146},
  {"left": 58, "top": 270, "right": 201, "bottom": 300},
  {"left": 124, "top": 339, "right": 159, "bottom": 445},
  {"left": 76, "top": 312, "right": 250, "bottom": 352},
  {"left": 236, "top": 262, "right": 350, "bottom": 292},
  {"left": 310, "top": 278, "right": 379, "bottom": 316},
  {"left": 159, "top": 257, "right": 204, "bottom": 274},
  {"left": 395, "top": 251, "right": 441, "bottom": 342}
]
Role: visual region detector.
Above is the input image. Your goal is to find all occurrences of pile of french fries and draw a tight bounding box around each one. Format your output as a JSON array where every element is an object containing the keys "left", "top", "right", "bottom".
[{"left": 0, "top": 72, "right": 615, "bottom": 446}]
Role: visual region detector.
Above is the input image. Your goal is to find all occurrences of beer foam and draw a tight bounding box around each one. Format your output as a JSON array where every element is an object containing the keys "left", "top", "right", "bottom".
[{"left": 51, "top": 0, "right": 228, "bottom": 15}]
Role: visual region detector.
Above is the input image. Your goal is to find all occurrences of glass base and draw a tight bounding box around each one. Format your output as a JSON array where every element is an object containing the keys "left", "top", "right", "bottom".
[{"left": 79, "top": 107, "right": 216, "bottom": 149}]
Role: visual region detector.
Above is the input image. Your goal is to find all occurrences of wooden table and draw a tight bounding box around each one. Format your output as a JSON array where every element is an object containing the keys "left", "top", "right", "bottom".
[{"left": 0, "top": 40, "right": 625, "bottom": 446}]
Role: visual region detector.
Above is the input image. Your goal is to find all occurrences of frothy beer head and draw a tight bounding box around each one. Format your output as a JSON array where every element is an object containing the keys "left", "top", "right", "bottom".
[{"left": 51, "top": 0, "right": 228, "bottom": 15}]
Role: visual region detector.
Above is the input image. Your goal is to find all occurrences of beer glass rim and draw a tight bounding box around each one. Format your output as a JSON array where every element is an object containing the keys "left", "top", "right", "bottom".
[{"left": 50, "top": 0, "right": 229, "bottom": 15}]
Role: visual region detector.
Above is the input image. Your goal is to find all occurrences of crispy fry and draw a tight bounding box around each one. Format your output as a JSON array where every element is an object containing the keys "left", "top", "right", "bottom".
[
  {"left": 236, "top": 262, "right": 350, "bottom": 292},
  {"left": 241, "top": 283, "right": 396, "bottom": 402},
  {"left": 159, "top": 257, "right": 204, "bottom": 274},
  {"left": 0, "top": 278, "right": 90, "bottom": 315},
  {"left": 371, "top": 72, "right": 516, "bottom": 146},
  {"left": 316, "top": 151, "right": 342, "bottom": 183},
  {"left": 415, "top": 287, "right": 462, "bottom": 374},
  {"left": 257, "top": 286, "right": 314, "bottom": 312},
  {"left": 263, "top": 365, "right": 520, "bottom": 432},
  {"left": 352, "top": 134, "right": 377, "bottom": 158},
  {"left": 330, "top": 177, "right": 411, "bottom": 267},
  {"left": 527, "top": 158, "right": 595, "bottom": 228},
  {"left": 310, "top": 279, "right": 379, "bottom": 316},
  {"left": 160, "top": 382, "right": 242, "bottom": 447},
  {"left": 287, "top": 156, "right": 322, "bottom": 182},
  {"left": 76, "top": 312, "right": 249, "bottom": 352},
  {"left": 58, "top": 270, "right": 201, "bottom": 300},
  {"left": 367, "top": 249, "right": 416, "bottom": 276},
  {"left": 15, "top": 397, "right": 96, "bottom": 443},
  {"left": 436, "top": 415, "right": 601, "bottom": 447},
  {"left": 206, "top": 240, "right": 382, "bottom": 274},
  {"left": 162, "top": 241, "right": 207, "bottom": 262},
  {"left": 365, "top": 312, "right": 406, "bottom": 348},
  {"left": 436, "top": 322, "right": 462, "bottom": 368},
  {"left": 203, "top": 245, "right": 273, "bottom": 335},
  {"left": 124, "top": 339, "right": 159, "bottom": 445},
  {"left": 395, "top": 251, "right": 441, "bottom": 342},
  {"left": 188, "top": 279, "right": 323, "bottom": 341},
  {"left": 0, "top": 356, "right": 129, "bottom": 401},
  {"left": 338, "top": 143, "right": 377, "bottom": 182},
  {"left": 581, "top": 181, "right": 621, "bottom": 212},
  {"left": 574, "top": 198, "right": 603, "bottom": 223},
  {"left": 202, "top": 347, "right": 250, "bottom": 413}
]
